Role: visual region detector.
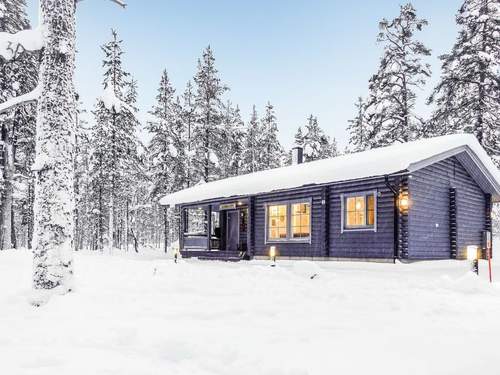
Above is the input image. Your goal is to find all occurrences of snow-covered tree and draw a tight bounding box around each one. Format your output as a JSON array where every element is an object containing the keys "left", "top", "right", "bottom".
[
  {"left": 0, "top": 0, "right": 38, "bottom": 250},
  {"left": 301, "top": 115, "right": 338, "bottom": 161},
  {"left": 181, "top": 80, "right": 196, "bottom": 187},
  {"left": 346, "top": 97, "right": 370, "bottom": 152},
  {"left": 218, "top": 100, "right": 245, "bottom": 178},
  {"left": 31, "top": 0, "right": 77, "bottom": 297},
  {"left": 364, "top": 3, "right": 431, "bottom": 148},
  {"left": 293, "top": 126, "right": 305, "bottom": 148},
  {"left": 89, "top": 30, "right": 139, "bottom": 252},
  {"left": 192, "top": 46, "right": 228, "bottom": 183},
  {"left": 74, "top": 100, "right": 92, "bottom": 251},
  {"left": 146, "top": 69, "right": 177, "bottom": 200},
  {"left": 427, "top": 0, "right": 500, "bottom": 166},
  {"left": 167, "top": 96, "right": 189, "bottom": 192},
  {"left": 242, "top": 105, "right": 260, "bottom": 174},
  {"left": 259, "top": 101, "right": 282, "bottom": 169}
]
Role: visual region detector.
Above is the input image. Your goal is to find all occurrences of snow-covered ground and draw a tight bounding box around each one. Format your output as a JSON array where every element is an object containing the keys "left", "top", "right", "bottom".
[{"left": 1, "top": 248, "right": 500, "bottom": 375}]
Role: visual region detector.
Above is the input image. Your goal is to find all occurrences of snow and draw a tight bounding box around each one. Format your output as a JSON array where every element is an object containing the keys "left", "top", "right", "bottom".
[
  {"left": 100, "top": 84, "right": 132, "bottom": 113},
  {"left": 0, "top": 85, "right": 40, "bottom": 115},
  {"left": 1, "top": 248, "right": 500, "bottom": 375},
  {"left": 0, "top": 25, "right": 45, "bottom": 61},
  {"left": 160, "top": 134, "right": 500, "bottom": 206}
]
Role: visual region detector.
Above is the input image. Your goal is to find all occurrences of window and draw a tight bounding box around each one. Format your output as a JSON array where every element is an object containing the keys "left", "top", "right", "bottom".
[
  {"left": 268, "top": 204, "right": 287, "bottom": 240},
  {"left": 343, "top": 192, "right": 376, "bottom": 231},
  {"left": 291, "top": 203, "right": 310, "bottom": 238},
  {"left": 267, "top": 201, "right": 311, "bottom": 242}
]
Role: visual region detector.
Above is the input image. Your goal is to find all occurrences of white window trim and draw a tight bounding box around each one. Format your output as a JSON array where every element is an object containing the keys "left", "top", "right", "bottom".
[
  {"left": 265, "top": 198, "right": 312, "bottom": 244},
  {"left": 340, "top": 190, "right": 378, "bottom": 233}
]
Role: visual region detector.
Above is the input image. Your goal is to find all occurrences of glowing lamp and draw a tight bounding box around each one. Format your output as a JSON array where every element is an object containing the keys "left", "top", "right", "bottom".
[
  {"left": 467, "top": 245, "right": 478, "bottom": 261},
  {"left": 269, "top": 246, "right": 277, "bottom": 266},
  {"left": 398, "top": 193, "right": 409, "bottom": 211},
  {"left": 355, "top": 201, "right": 362, "bottom": 210}
]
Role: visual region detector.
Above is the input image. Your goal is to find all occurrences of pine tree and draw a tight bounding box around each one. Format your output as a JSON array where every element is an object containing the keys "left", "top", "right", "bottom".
[
  {"left": 168, "top": 96, "right": 189, "bottom": 192},
  {"left": 364, "top": 3, "right": 431, "bottom": 148},
  {"left": 0, "top": 0, "right": 38, "bottom": 250},
  {"left": 89, "top": 30, "right": 139, "bottom": 252},
  {"left": 293, "top": 126, "right": 305, "bottom": 147},
  {"left": 32, "top": 0, "right": 77, "bottom": 297},
  {"left": 242, "top": 105, "right": 260, "bottom": 174},
  {"left": 146, "top": 69, "right": 176, "bottom": 200},
  {"left": 218, "top": 100, "right": 245, "bottom": 178},
  {"left": 346, "top": 97, "right": 370, "bottom": 152},
  {"left": 74, "top": 100, "right": 91, "bottom": 251},
  {"left": 229, "top": 105, "right": 245, "bottom": 176},
  {"left": 259, "top": 101, "right": 282, "bottom": 170},
  {"left": 427, "top": 0, "right": 500, "bottom": 166},
  {"left": 302, "top": 115, "right": 338, "bottom": 161},
  {"left": 181, "top": 81, "right": 196, "bottom": 186},
  {"left": 192, "top": 46, "right": 228, "bottom": 183}
]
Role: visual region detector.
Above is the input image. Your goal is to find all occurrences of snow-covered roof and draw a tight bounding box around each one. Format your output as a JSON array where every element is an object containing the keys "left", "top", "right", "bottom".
[{"left": 160, "top": 134, "right": 500, "bottom": 206}]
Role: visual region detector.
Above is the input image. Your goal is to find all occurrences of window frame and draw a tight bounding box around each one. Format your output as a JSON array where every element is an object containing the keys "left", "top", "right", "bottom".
[
  {"left": 340, "top": 190, "right": 378, "bottom": 233},
  {"left": 265, "top": 198, "right": 312, "bottom": 244}
]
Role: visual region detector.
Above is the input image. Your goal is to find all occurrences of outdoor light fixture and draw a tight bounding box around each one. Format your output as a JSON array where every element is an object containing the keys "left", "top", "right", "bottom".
[
  {"left": 398, "top": 193, "right": 410, "bottom": 212},
  {"left": 269, "top": 246, "right": 277, "bottom": 267},
  {"left": 467, "top": 245, "right": 479, "bottom": 275}
]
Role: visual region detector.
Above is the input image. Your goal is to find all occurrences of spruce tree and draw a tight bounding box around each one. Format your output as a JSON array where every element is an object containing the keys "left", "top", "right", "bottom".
[
  {"left": 346, "top": 97, "right": 370, "bottom": 152},
  {"left": 293, "top": 126, "right": 305, "bottom": 147},
  {"left": 192, "top": 46, "right": 228, "bottom": 183},
  {"left": 146, "top": 69, "right": 176, "bottom": 200},
  {"left": 242, "top": 105, "right": 260, "bottom": 174},
  {"left": 181, "top": 81, "right": 196, "bottom": 186},
  {"left": 230, "top": 105, "right": 245, "bottom": 176},
  {"left": 364, "top": 3, "right": 431, "bottom": 148},
  {"left": 89, "top": 30, "right": 139, "bottom": 252},
  {"left": 302, "top": 115, "right": 338, "bottom": 161},
  {"left": 427, "top": 0, "right": 499, "bottom": 166},
  {"left": 218, "top": 100, "right": 245, "bottom": 178},
  {"left": 0, "top": 0, "right": 38, "bottom": 250},
  {"left": 259, "top": 101, "right": 282, "bottom": 170}
]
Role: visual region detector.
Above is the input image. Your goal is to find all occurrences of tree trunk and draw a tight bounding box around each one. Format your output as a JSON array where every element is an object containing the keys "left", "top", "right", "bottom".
[
  {"left": 124, "top": 200, "right": 129, "bottom": 251},
  {"left": 1, "top": 121, "right": 14, "bottom": 250},
  {"left": 108, "top": 188, "right": 114, "bottom": 253},
  {"left": 32, "top": 0, "right": 76, "bottom": 298},
  {"left": 164, "top": 206, "right": 168, "bottom": 253}
]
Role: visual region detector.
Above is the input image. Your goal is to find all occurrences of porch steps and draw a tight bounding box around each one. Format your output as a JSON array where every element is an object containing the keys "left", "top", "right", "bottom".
[{"left": 181, "top": 250, "right": 245, "bottom": 262}]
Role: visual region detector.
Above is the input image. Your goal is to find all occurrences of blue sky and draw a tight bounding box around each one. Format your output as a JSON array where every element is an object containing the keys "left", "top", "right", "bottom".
[{"left": 26, "top": 0, "right": 462, "bottom": 148}]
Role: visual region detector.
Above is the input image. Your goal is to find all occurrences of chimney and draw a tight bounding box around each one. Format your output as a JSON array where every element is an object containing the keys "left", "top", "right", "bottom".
[{"left": 292, "top": 146, "right": 303, "bottom": 165}]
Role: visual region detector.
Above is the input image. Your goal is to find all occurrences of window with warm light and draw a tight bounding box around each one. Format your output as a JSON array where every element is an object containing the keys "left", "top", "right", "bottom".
[
  {"left": 291, "top": 203, "right": 310, "bottom": 238},
  {"left": 266, "top": 200, "right": 311, "bottom": 242},
  {"left": 268, "top": 204, "right": 288, "bottom": 240},
  {"left": 343, "top": 192, "right": 376, "bottom": 230}
]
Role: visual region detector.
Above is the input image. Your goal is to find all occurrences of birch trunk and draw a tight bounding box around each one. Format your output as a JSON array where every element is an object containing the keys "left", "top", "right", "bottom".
[{"left": 32, "top": 0, "right": 76, "bottom": 298}]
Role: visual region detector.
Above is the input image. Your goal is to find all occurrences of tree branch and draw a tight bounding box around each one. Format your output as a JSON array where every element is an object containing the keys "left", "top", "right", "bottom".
[{"left": 0, "top": 86, "right": 41, "bottom": 115}]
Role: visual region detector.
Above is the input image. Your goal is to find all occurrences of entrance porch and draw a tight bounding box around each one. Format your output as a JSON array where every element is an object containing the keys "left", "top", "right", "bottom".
[{"left": 180, "top": 199, "right": 250, "bottom": 261}]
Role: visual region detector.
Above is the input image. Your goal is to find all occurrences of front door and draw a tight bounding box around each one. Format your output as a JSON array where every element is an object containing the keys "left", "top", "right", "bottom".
[{"left": 226, "top": 210, "right": 240, "bottom": 251}]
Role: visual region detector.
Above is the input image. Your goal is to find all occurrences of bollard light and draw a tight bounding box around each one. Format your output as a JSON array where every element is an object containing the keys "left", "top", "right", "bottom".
[
  {"left": 269, "top": 246, "right": 277, "bottom": 267},
  {"left": 467, "top": 245, "right": 479, "bottom": 275}
]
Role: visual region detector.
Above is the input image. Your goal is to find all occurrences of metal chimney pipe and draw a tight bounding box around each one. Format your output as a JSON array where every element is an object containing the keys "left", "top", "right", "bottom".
[{"left": 292, "top": 146, "right": 303, "bottom": 165}]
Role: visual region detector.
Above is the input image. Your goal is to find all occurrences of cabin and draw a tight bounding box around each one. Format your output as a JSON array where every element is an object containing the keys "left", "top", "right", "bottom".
[{"left": 160, "top": 134, "right": 500, "bottom": 262}]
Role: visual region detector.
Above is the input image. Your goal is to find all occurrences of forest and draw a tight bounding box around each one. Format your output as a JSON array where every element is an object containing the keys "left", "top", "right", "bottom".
[{"left": 0, "top": 0, "right": 498, "bottom": 260}]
